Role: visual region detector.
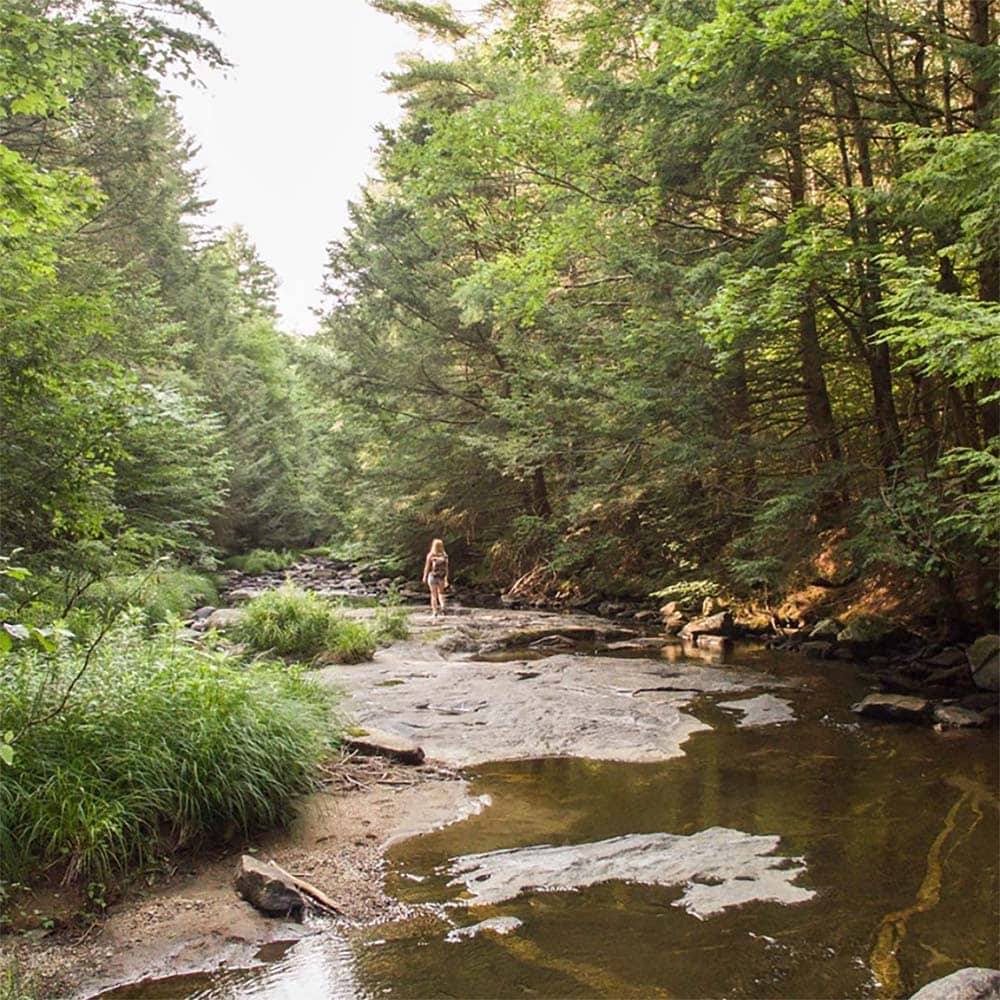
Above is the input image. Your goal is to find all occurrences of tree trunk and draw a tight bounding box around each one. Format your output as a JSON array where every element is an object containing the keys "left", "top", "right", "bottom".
[{"left": 787, "top": 125, "right": 843, "bottom": 467}]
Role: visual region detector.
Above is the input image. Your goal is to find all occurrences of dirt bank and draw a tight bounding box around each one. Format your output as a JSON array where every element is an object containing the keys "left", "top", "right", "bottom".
[{"left": 0, "top": 757, "right": 476, "bottom": 999}]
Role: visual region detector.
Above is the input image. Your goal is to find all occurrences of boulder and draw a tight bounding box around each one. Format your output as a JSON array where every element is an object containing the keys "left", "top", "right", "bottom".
[
  {"left": 836, "top": 616, "right": 905, "bottom": 658},
  {"left": 925, "top": 647, "right": 968, "bottom": 669},
  {"left": 346, "top": 726, "right": 425, "bottom": 765},
  {"left": 809, "top": 618, "right": 842, "bottom": 641},
  {"left": 201, "top": 608, "right": 244, "bottom": 630},
  {"left": 801, "top": 641, "right": 834, "bottom": 660},
  {"left": 967, "top": 635, "right": 1000, "bottom": 692},
  {"left": 852, "top": 693, "right": 931, "bottom": 724},
  {"left": 234, "top": 855, "right": 305, "bottom": 921},
  {"left": 932, "top": 704, "right": 991, "bottom": 729},
  {"left": 189, "top": 605, "right": 216, "bottom": 622},
  {"left": 662, "top": 613, "right": 688, "bottom": 636},
  {"left": 910, "top": 967, "right": 1000, "bottom": 1000},
  {"left": 680, "top": 611, "right": 735, "bottom": 641}
]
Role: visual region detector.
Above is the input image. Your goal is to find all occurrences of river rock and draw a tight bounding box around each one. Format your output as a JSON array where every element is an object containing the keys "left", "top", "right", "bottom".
[
  {"left": 967, "top": 635, "right": 1000, "bottom": 691},
  {"left": 680, "top": 611, "right": 735, "bottom": 640},
  {"left": 201, "top": 608, "right": 244, "bottom": 630},
  {"left": 234, "top": 855, "right": 305, "bottom": 921},
  {"left": 925, "top": 647, "right": 968, "bottom": 669},
  {"left": 801, "top": 641, "right": 834, "bottom": 660},
  {"left": 932, "top": 704, "right": 990, "bottom": 729},
  {"left": 910, "top": 967, "right": 1000, "bottom": 1000},
  {"left": 836, "top": 616, "right": 905, "bottom": 658},
  {"left": 345, "top": 726, "right": 425, "bottom": 765},
  {"left": 809, "top": 618, "right": 842, "bottom": 640},
  {"left": 852, "top": 693, "right": 930, "bottom": 723}
]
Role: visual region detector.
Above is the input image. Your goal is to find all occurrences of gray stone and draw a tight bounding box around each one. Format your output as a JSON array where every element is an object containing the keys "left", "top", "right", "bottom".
[
  {"left": 837, "top": 615, "right": 903, "bottom": 656},
  {"left": 680, "top": 611, "right": 735, "bottom": 640},
  {"left": 933, "top": 704, "right": 991, "bottom": 729},
  {"left": 696, "top": 634, "right": 731, "bottom": 651},
  {"left": 967, "top": 635, "right": 1000, "bottom": 692},
  {"left": 925, "top": 647, "right": 968, "bottom": 668},
  {"left": 801, "top": 641, "right": 834, "bottom": 659},
  {"left": 346, "top": 726, "right": 425, "bottom": 765},
  {"left": 234, "top": 855, "right": 305, "bottom": 920},
  {"left": 226, "top": 588, "right": 260, "bottom": 605},
  {"left": 809, "top": 618, "right": 842, "bottom": 640},
  {"left": 201, "top": 608, "right": 244, "bottom": 630},
  {"left": 189, "top": 606, "right": 216, "bottom": 621},
  {"left": 852, "top": 693, "right": 930, "bottom": 723},
  {"left": 910, "top": 967, "right": 1000, "bottom": 1000}
]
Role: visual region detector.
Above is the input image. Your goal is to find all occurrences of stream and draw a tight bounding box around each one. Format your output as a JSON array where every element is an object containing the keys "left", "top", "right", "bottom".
[{"left": 95, "top": 628, "right": 998, "bottom": 999}]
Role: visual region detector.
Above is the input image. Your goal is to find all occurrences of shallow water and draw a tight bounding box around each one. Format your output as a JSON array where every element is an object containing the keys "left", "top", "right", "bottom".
[{"left": 94, "top": 645, "right": 999, "bottom": 1000}]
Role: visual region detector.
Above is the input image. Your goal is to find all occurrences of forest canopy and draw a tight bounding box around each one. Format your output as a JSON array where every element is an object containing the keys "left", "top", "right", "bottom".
[{"left": 1, "top": 0, "right": 997, "bottom": 626}]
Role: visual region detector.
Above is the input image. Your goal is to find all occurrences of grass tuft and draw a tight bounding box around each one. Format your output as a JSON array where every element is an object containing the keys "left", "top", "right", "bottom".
[
  {"left": 234, "top": 584, "right": 379, "bottom": 663},
  {"left": 0, "top": 614, "right": 339, "bottom": 888},
  {"left": 225, "top": 549, "right": 298, "bottom": 575}
]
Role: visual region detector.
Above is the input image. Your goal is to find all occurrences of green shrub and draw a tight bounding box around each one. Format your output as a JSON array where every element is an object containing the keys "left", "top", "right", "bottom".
[
  {"left": 234, "top": 585, "right": 338, "bottom": 658},
  {"left": 234, "top": 585, "right": 383, "bottom": 663},
  {"left": 322, "top": 617, "right": 377, "bottom": 664},
  {"left": 226, "top": 549, "right": 297, "bottom": 575},
  {"left": 0, "top": 615, "right": 339, "bottom": 887}
]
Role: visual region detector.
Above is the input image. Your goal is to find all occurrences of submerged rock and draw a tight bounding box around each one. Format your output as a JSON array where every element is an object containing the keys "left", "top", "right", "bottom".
[
  {"left": 932, "top": 704, "right": 991, "bottom": 729},
  {"left": 717, "top": 694, "right": 795, "bottom": 728},
  {"left": 445, "top": 916, "right": 523, "bottom": 943},
  {"left": 910, "top": 967, "right": 1000, "bottom": 1000},
  {"left": 446, "top": 827, "right": 815, "bottom": 920}
]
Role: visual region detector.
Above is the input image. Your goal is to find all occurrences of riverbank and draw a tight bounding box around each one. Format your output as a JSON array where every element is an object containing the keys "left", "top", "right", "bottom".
[{"left": 0, "top": 754, "right": 474, "bottom": 999}]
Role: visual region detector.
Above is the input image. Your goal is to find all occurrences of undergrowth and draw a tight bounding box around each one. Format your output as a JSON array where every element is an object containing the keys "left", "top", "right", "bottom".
[
  {"left": 0, "top": 614, "right": 339, "bottom": 888},
  {"left": 226, "top": 549, "right": 298, "bottom": 575}
]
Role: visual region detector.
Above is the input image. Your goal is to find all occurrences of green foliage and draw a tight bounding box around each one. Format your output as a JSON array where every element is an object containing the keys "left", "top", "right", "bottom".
[
  {"left": 0, "top": 616, "right": 338, "bottom": 886},
  {"left": 75, "top": 564, "right": 219, "bottom": 627},
  {"left": 323, "top": 617, "right": 379, "bottom": 665},
  {"left": 372, "top": 593, "right": 411, "bottom": 643},
  {"left": 234, "top": 585, "right": 378, "bottom": 663},
  {"left": 649, "top": 580, "right": 726, "bottom": 606},
  {"left": 226, "top": 549, "right": 298, "bottom": 575}
]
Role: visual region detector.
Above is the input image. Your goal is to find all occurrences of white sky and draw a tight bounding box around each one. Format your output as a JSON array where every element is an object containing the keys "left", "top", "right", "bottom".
[{"left": 171, "top": 1, "right": 441, "bottom": 335}]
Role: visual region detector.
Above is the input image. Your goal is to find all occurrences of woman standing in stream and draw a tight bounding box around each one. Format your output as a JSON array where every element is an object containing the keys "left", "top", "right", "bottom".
[{"left": 422, "top": 538, "right": 450, "bottom": 617}]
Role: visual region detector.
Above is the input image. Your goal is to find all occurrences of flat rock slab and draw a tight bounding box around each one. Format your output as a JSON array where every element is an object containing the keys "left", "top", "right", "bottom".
[
  {"left": 322, "top": 617, "right": 758, "bottom": 767},
  {"left": 717, "top": 694, "right": 796, "bottom": 728},
  {"left": 446, "top": 826, "right": 815, "bottom": 920},
  {"left": 852, "top": 693, "right": 930, "bottom": 723},
  {"left": 346, "top": 727, "right": 425, "bottom": 764}
]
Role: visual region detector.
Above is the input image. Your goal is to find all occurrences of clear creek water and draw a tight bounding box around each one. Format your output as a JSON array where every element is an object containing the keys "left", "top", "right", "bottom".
[{"left": 96, "top": 644, "right": 999, "bottom": 1000}]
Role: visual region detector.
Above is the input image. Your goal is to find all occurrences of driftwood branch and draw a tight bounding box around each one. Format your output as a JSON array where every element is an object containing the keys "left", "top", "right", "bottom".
[{"left": 267, "top": 859, "right": 343, "bottom": 915}]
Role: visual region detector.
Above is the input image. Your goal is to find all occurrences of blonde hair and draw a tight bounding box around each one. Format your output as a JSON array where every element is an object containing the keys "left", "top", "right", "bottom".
[{"left": 429, "top": 538, "right": 446, "bottom": 556}]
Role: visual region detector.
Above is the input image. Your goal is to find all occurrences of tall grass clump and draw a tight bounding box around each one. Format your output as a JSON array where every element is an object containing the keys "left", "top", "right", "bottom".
[
  {"left": 226, "top": 549, "right": 297, "bottom": 575},
  {"left": 235, "top": 585, "right": 377, "bottom": 663},
  {"left": 0, "top": 614, "right": 339, "bottom": 887}
]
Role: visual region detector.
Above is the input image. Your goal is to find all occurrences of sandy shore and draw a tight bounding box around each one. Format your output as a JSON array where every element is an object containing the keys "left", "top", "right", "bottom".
[{"left": 0, "top": 757, "right": 475, "bottom": 999}]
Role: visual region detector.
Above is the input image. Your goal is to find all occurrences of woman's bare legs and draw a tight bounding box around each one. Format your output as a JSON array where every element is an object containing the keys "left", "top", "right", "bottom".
[{"left": 429, "top": 582, "right": 443, "bottom": 616}]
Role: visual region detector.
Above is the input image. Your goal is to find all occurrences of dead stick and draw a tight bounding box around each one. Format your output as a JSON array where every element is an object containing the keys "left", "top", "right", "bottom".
[{"left": 267, "top": 859, "right": 343, "bottom": 915}]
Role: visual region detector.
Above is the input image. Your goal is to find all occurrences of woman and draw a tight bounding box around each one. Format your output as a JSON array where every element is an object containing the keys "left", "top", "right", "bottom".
[{"left": 422, "top": 538, "right": 450, "bottom": 617}]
